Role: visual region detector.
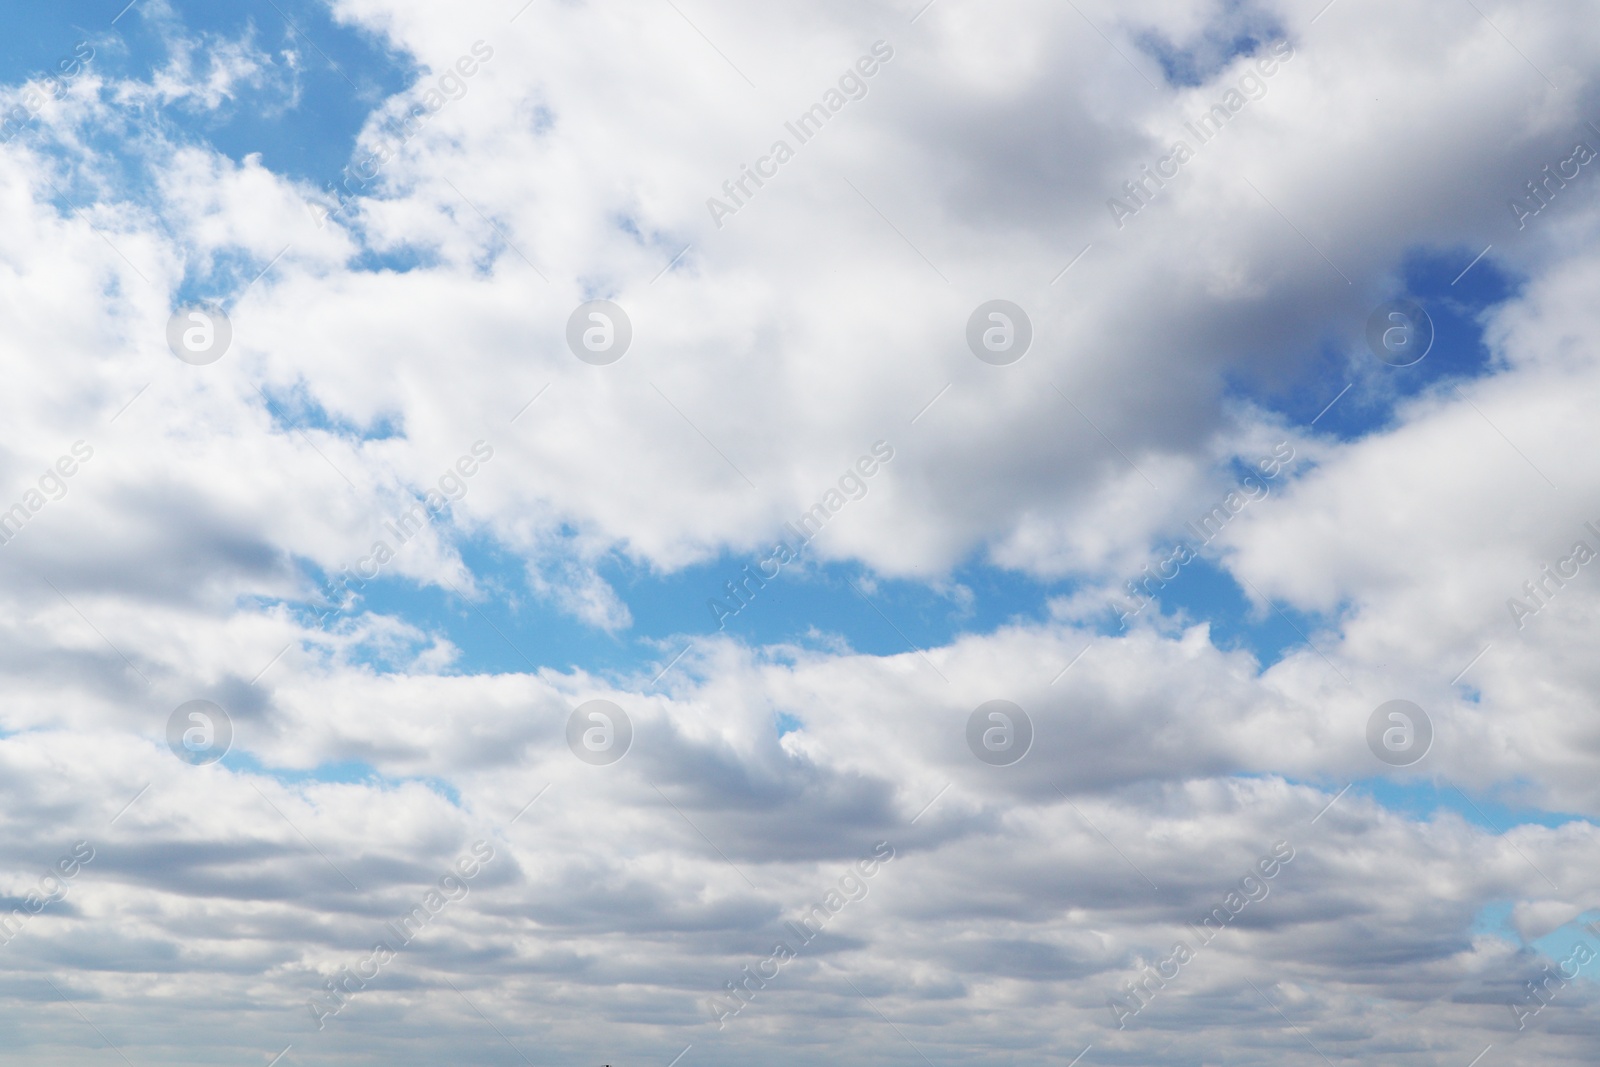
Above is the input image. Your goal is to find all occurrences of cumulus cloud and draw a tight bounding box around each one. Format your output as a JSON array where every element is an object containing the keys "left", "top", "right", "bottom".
[{"left": 3, "top": 0, "right": 1600, "bottom": 1063}]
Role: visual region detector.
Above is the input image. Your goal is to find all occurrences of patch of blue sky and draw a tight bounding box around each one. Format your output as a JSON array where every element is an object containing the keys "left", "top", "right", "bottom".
[
  {"left": 222, "top": 749, "right": 463, "bottom": 806},
  {"left": 0, "top": 3, "right": 113, "bottom": 84},
  {"left": 4, "top": 2, "right": 424, "bottom": 307},
  {"left": 2, "top": 1, "right": 417, "bottom": 214},
  {"left": 1138, "top": 29, "right": 1279, "bottom": 89},
  {"left": 1528, "top": 913, "right": 1600, "bottom": 967},
  {"left": 1471, "top": 900, "right": 1516, "bottom": 938},
  {"left": 177, "top": 246, "right": 294, "bottom": 309},
  {"left": 118, "top": 0, "right": 415, "bottom": 187},
  {"left": 296, "top": 514, "right": 1336, "bottom": 687},
  {"left": 311, "top": 537, "right": 1048, "bottom": 680},
  {"left": 1131, "top": 0, "right": 1299, "bottom": 92},
  {"left": 1472, "top": 900, "right": 1600, "bottom": 973},
  {"left": 259, "top": 379, "right": 405, "bottom": 441},
  {"left": 1111, "top": 553, "right": 1329, "bottom": 664},
  {"left": 347, "top": 244, "right": 442, "bottom": 275},
  {"left": 1228, "top": 246, "right": 1517, "bottom": 442},
  {"left": 1334, "top": 776, "right": 1593, "bottom": 834},
  {"left": 656, "top": 549, "right": 1047, "bottom": 655}
]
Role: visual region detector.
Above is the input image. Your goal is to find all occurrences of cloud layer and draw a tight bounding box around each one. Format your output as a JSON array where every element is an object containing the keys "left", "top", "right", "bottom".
[{"left": 2, "top": 0, "right": 1600, "bottom": 1064}]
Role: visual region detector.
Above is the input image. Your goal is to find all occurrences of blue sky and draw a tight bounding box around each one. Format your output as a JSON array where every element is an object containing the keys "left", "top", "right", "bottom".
[{"left": 1, "top": 0, "right": 413, "bottom": 179}]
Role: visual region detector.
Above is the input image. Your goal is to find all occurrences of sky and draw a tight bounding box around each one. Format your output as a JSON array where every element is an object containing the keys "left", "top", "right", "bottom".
[{"left": 1, "top": 0, "right": 1599, "bottom": 1064}]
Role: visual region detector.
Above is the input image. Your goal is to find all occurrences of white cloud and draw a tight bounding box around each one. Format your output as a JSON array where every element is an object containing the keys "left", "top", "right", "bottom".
[{"left": 3, "top": 0, "right": 1600, "bottom": 1062}]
